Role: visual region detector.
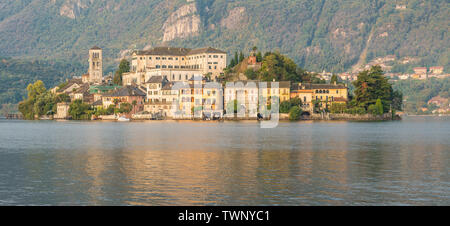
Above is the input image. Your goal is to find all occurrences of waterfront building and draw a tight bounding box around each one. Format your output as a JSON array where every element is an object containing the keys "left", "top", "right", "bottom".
[
  {"left": 102, "top": 85, "right": 146, "bottom": 114},
  {"left": 224, "top": 81, "right": 259, "bottom": 117},
  {"left": 146, "top": 76, "right": 169, "bottom": 103},
  {"left": 291, "top": 82, "right": 348, "bottom": 112},
  {"left": 202, "top": 82, "right": 224, "bottom": 118},
  {"left": 258, "top": 81, "right": 291, "bottom": 104},
  {"left": 55, "top": 102, "right": 70, "bottom": 119}
]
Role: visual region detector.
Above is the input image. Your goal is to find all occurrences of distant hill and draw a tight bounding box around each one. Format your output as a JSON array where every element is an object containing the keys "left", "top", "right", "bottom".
[
  {"left": 0, "top": 0, "right": 448, "bottom": 107},
  {"left": 0, "top": 0, "right": 448, "bottom": 73},
  {"left": 0, "top": 57, "right": 85, "bottom": 105}
]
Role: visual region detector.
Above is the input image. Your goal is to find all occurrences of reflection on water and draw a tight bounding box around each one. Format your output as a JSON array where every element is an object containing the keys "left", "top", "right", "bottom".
[{"left": 0, "top": 117, "right": 449, "bottom": 205}]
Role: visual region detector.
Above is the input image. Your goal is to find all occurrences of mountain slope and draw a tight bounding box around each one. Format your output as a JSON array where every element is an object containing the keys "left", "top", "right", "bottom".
[{"left": 0, "top": 0, "right": 448, "bottom": 73}]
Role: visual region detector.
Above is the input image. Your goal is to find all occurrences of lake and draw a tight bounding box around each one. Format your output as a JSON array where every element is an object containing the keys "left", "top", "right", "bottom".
[{"left": 0, "top": 117, "right": 449, "bottom": 205}]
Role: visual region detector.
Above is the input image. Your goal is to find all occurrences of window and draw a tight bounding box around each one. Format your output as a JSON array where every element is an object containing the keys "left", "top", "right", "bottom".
[
  {"left": 304, "top": 96, "right": 306, "bottom": 102},
  {"left": 209, "top": 66, "right": 211, "bottom": 69},
  {"left": 162, "top": 65, "right": 167, "bottom": 68},
  {"left": 156, "top": 57, "right": 160, "bottom": 60},
  {"left": 336, "top": 90, "right": 339, "bottom": 94},
  {"left": 156, "top": 65, "right": 161, "bottom": 68},
  {"left": 162, "top": 57, "right": 166, "bottom": 60},
  {"left": 168, "top": 65, "right": 173, "bottom": 68}
]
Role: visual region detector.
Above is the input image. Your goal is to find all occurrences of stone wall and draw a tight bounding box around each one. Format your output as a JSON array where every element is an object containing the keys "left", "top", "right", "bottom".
[{"left": 308, "top": 113, "right": 396, "bottom": 121}]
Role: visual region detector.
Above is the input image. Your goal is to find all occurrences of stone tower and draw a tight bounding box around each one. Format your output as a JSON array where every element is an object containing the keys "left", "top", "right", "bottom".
[{"left": 88, "top": 46, "right": 103, "bottom": 84}]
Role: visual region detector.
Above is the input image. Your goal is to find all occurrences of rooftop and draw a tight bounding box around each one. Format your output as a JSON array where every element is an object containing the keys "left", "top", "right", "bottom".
[
  {"left": 146, "top": 76, "right": 168, "bottom": 84},
  {"left": 134, "top": 46, "right": 226, "bottom": 56},
  {"left": 103, "top": 85, "right": 146, "bottom": 97},
  {"left": 292, "top": 83, "right": 347, "bottom": 90}
]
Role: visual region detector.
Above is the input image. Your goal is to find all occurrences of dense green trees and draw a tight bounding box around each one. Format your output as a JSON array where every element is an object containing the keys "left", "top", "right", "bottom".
[
  {"left": 113, "top": 59, "right": 130, "bottom": 85},
  {"left": 18, "top": 80, "right": 55, "bottom": 119},
  {"left": 352, "top": 66, "right": 395, "bottom": 113},
  {"left": 289, "top": 106, "right": 302, "bottom": 121},
  {"left": 280, "top": 97, "right": 302, "bottom": 114},
  {"left": 240, "top": 52, "right": 313, "bottom": 83},
  {"left": 69, "top": 100, "right": 92, "bottom": 120}
]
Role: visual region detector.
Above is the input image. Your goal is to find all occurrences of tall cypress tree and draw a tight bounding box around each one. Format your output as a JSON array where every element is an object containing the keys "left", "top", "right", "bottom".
[{"left": 239, "top": 51, "right": 245, "bottom": 63}]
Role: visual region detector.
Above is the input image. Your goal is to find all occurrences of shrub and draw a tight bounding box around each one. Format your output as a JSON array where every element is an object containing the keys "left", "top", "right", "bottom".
[
  {"left": 289, "top": 106, "right": 302, "bottom": 121},
  {"left": 280, "top": 101, "right": 291, "bottom": 113}
]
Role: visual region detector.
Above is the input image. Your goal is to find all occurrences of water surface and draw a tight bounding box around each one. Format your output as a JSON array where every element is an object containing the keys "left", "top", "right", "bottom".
[{"left": 0, "top": 117, "right": 449, "bottom": 205}]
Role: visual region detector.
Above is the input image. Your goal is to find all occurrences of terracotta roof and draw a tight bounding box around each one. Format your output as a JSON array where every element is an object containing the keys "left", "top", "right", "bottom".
[{"left": 90, "top": 46, "right": 102, "bottom": 50}]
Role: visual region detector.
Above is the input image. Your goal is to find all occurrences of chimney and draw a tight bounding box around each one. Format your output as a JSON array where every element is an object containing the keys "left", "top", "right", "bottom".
[{"left": 334, "top": 81, "right": 337, "bottom": 85}]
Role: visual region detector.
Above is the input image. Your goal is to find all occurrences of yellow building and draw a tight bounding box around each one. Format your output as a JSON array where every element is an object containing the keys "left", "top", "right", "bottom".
[
  {"left": 258, "top": 81, "right": 291, "bottom": 103},
  {"left": 291, "top": 82, "right": 348, "bottom": 112}
]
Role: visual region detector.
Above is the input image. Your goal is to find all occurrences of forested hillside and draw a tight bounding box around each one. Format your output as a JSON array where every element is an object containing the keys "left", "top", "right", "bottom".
[
  {"left": 393, "top": 78, "right": 450, "bottom": 113},
  {"left": 0, "top": 0, "right": 448, "bottom": 107},
  {"left": 0, "top": 57, "right": 85, "bottom": 105},
  {"left": 0, "top": 0, "right": 448, "bottom": 73}
]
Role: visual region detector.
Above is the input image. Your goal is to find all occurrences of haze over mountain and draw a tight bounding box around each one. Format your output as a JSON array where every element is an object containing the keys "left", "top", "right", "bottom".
[{"left": 0, "top": 0, "right": 448, "bottom": 73}]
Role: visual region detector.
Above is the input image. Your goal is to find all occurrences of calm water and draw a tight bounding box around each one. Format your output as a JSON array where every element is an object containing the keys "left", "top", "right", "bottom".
[{"left": 0, "top": 117, "right": 449, "bottom": 206}]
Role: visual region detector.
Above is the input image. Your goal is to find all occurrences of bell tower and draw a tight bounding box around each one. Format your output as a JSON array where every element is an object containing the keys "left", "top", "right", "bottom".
[{"left": 89, "top": 46, "right": 103, "bottom": 84}]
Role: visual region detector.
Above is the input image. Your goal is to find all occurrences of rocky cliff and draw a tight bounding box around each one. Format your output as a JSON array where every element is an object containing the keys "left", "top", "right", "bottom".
[{"left": 162, "top": 3, "right": 201, "bottom": 42}]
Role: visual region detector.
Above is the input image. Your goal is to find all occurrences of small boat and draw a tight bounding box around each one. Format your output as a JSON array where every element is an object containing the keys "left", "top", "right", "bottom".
[{"left": 117, "top": 116, "right": 130, "bottom": 122}]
